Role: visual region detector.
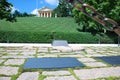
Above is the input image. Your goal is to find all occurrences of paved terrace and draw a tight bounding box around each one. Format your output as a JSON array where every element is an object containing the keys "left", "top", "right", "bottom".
[{"left": 0, "top": 43, "right": 120, "bottom": 80}]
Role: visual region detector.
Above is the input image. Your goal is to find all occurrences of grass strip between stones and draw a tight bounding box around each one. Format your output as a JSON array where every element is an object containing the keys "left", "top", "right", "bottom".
[{"left": 68, "top": 68, "right": 80, "bottom": 80}]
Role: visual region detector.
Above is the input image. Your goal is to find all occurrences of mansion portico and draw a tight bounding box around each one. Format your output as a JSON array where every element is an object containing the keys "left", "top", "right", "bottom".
[{"left": 38, "top": 7, "right": 53, "bottom": 18}]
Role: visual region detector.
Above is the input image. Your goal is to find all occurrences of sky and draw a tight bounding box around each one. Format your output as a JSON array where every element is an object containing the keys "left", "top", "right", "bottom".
[{"left": 8, "top": 0, "right": 59, "bottom": 14}]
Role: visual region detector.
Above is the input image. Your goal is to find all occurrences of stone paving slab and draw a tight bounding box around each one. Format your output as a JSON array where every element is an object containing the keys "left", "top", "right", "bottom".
[
  {"left": 6, "top": 49, "right": 22, "bottom": 51},
  {"left": 21, "top": 51, "right": 36, "bottom": 55},
  {"left": 42, "top": 71, "right": 71, "bottom": 76},
  {"left": 0, "top": 77, "right": 11, "bottom": 80},
  {"left": 50, "top": 50, "right": 60, "bottom": 53},
  {"left": 22, "top": 46, "right": 34, "bottom": 49},
  {"left": 0, "top": 47, "right": 5, "bottom": 50},
  {"left": 0, "top": 45, "right": 120, "bottom": 80},
  {"left": 6, "top": 49, "right": 20, "bottom": 50},
  {"left": 4, "top": 59, "right": 25, "bottom": 65},
  {"left": 1, "top": 55, "right": 34, "bottom": 58},
  {"left": 44, "top": 75, "right": 76, "bottom": 80},
  {"left": 85, "top": 49, "right": 94, "bottom": 53},
  {"left": 59, "top": 52, "right": 77, "bottom": 55},
  {"left": 78, "top": 58, "right": 97, "bottom": 62},
  {"left": 21, "top": 49, "right": 36, "bottom": 52},
  {"left": 38, "top": 54, "right": 58, "bottom": 58},
  {"left": 85, "top": 54, "right": 107, "bottom": 57},
  {"left": 0, "top": 59, "right": 5, "bottom": 64},
  {"left": 37, "top": 53, "right": 46, "bottom": 55},
  {"left": 60, "top": 54, "right": 84, "bottom": 58},
  {"left": 17, "top": 72, "right": 39, "bottom": 80},
  {"left": 37, "top": 50, "right": 48, "bottom": 53},
  {"left": 70, "top": 46, "right": 84, "bottom": 51},
  {"left": 84, "top": 62, "right": 107, "bottom": 67},
  {"left": 0, "top": 66, "right": 19, "bottom": 75},
  {"left": 0, "top": 51, "right": 7, "bottom": 54},
  {"left": 7, "top": 52, "right": 20, "bottom": 55},
  {"left": 107, "top": 53, "right": 119, "bottom": 56},
  {"left": 38, "top": 48, "right": 48, "bottom": 53},
  {"left": 52, "top": 46, "right": 73, "bottom": 52},
  {"left": 0, "top": 50, "right": 6, "bottom": 53},
  {"left": 0, "top": 54, "right": 2, "bottom": 57},
  {"left": 74, "top": 51, "right": 86, "bottom": 55},
  {"left": 74, "top": 67, "right": 120, "bottom": 80}
]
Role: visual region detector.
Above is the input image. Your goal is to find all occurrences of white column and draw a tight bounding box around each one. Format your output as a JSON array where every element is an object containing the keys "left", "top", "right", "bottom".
[
  {"left": 40, "top": 12, "right": 42, "bottom": 17},
  {"left": 42, "top": 13, "right": 43, "bottom": 17},
  {"left": 41, "top": 13, "right": 43, "bottom": 17},
  {"left": 44, "top": 12, "right": 46, "bottom": 17},
  {"left": 50, "top": 12, "right": 52, "bottom": 18},
  {"left": 43, "top": 12, "right": 44, "bottom": 17},
  {"left": 39, "top": 13, "right": 41, "bottom": 17},
  {"left": 47, "top": 12, "right": 49, "bottom": 18}
]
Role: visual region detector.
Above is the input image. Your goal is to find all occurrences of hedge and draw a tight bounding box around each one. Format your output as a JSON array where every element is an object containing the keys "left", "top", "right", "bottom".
[{"left": 0, "top": 30, "right": 117, "bottom": 43}]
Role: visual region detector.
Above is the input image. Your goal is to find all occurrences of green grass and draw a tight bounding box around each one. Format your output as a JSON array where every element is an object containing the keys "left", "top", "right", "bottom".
[
  {"left": 0, "top": 17, "right": 79, "bottom": 32},
  {"left": 0, "top": 17, "right": 116, "bottom": 43},
  {"left": 94, "top": 76, "right": 120, "bottom": 80},
  {"left": 68, "top": 68, "right": 80, "bottom": 80}
]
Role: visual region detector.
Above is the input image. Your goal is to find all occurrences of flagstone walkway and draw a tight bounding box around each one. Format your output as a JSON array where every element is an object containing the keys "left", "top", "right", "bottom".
[{"left": 0, "top": 44, "right": 120, "bottom": 80}]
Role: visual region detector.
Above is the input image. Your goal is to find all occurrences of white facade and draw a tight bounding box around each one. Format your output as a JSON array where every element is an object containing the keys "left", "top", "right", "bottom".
[{"left": 38, "top": 7, "right": 53, "bottom": 18}]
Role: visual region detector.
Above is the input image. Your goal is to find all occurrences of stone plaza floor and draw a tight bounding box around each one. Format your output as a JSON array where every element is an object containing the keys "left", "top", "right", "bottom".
[{"left": 0, "top": 43, "right": 120, "bottom": 80}]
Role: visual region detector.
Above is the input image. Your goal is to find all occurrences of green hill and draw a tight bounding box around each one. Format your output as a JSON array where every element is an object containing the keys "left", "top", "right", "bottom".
[{"left": 0, "top": 17, "right": 116, "bottom": 43}]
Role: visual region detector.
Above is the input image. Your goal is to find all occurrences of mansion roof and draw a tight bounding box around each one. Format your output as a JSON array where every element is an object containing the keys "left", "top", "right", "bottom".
[{"left": 38, "top": 7, "right": 53, "bottom": 12}]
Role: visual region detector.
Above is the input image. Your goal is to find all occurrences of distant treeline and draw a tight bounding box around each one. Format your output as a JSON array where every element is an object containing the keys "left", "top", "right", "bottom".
[{"left": 13, "top": 10, "right": 36, "bottom": 17}]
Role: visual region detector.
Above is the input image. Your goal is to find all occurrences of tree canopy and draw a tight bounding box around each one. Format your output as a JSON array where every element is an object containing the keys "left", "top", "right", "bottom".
[
  {"left": 53, "top": 0, "right": 73, "bottom": 17},
  {"left": 72, "top": 0, "right": 120, "bottom": 34},
  {"left": 13, "top": 10, "right": 31, "bottom": 17},
  {"left": 0, "top": 0, "right": 16, "bottom": 22}
]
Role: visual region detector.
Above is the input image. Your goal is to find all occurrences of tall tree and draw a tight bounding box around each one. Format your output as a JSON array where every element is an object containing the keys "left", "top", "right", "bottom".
[
  {"left": 22, "top": 12, "right": 29, "bottom": 17},
  {"left": 53, "top": 0, "right": 73, "bottom": 17},
  {"left": 13, "top": 10, "right": 30, "bottom": 17},
  {"left": 0, "top": 0, "right": 16, "bottom": 22},
  {"left": 72, "top": 0, "right": 120, "bottom": 33},
  {"left": 13, "top": 10, "right": 22, "bottom": 17}
]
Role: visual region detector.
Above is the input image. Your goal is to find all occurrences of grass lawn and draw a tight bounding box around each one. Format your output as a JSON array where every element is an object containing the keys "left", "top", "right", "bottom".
[
  {"left": 0, "top": 17, "right": 116, "bottom": 43},
  {"left": 0, "top": 17, "right": 79, "bottom": 32}
]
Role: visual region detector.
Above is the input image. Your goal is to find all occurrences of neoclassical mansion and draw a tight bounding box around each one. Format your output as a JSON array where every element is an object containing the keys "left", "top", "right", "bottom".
[{"left": 38, "top": 7, "right": 53, "bottom": 18}]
